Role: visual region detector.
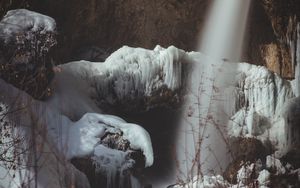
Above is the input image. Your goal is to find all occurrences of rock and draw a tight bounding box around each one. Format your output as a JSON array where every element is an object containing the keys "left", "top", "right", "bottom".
[
  {"left": 281, "top": 147, "right": 300, "bottom": 169},
  {"left": 269, "top": 173, "right": 300, "bottom": 188},
  {"left": 101, "top": 132, "right": 131, "bottom": 151},
  {"left": 260, "top": 0, "right": 300, "bottom": 78},
  {"left": 266, "top": 155, "right": 286, "bottom": 175},
  {"left": 0, "top": 9, "right": 57, "bottom": 99},
  {"left": 29, "top": 0, "right": 209, "bottom": 62},
  {"left": 224, "top": 137, "right": 271, "bottom": 183}
]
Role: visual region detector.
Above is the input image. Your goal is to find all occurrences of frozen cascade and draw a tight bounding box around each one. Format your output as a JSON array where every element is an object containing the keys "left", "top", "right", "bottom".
[
  {"left": 92, "top": 145, "right": 138, "bottom": 188},
  {"left": 227, "top": 63, "right": 294, "bottom": 138},
  {"left": 0, "top": 9, "right": 299, "bottom": 187},
  {"left": 1, "top": 40, "right": 299, "bottom": 187},
  {"left": 50, "top": 45, "right": 184, "bottom": 119}
]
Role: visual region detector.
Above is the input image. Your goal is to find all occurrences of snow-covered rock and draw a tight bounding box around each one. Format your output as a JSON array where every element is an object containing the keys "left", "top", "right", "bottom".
[
  {"left": 0, "top": 76, "right": 153, "bottom": 187},
  {"left": 0, "top": 9, "right": 56, "bottom": 43},
  {"left": 236, "top": 163, "right": 255, "bottom": 185},
  {"left": 52, "top": 45, "right": 186, "bottom": 114},
  {"left": 64, "top": 113, "right": 153, "bottom": 167},
  {"left": 173, "top": 154, "right": 299, "bottom": 188},
  {"left": 0, "top": 9, "right": 57, "bottom": 99}
]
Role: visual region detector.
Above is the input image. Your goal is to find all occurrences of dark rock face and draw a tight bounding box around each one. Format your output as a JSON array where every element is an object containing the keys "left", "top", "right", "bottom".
[
  {"left": 0, "top": 31, "right": 56, "bottom": 99},
  {"left": 28, "top": 0, "right": 210, "bottom": 62},
  {"left": 260, "top": 0, "right": 300, "bottom": 78},
  {"left": 11, "top": 0, "right": 295, "bottom": 80},
  {"left": 270, "top": 173, "right": 300, "bottom": 188},
  {"left": 101, "top": 133, "right": 131, "bottom": 151}
]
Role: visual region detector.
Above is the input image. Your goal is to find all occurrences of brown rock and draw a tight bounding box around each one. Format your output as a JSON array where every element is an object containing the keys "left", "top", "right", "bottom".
[{"left": 224, "top": 137, "right": 271, "bottom": 183}]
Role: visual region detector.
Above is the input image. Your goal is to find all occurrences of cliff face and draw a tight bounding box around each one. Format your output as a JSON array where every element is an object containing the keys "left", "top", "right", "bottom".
[
  {"left": 260, "top": 0, "right": 300, "bottom": 78},
  {"left": 30, "top": 0, "right": 210, "bottom": 62},
  {"left": 1, "top": 0, "right": 299, "bottom": 79}
]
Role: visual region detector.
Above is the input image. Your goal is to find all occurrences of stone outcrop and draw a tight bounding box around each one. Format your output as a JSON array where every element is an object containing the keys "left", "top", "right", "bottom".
[
  {"left": 260, "top": 0, "right": 300, "bottom": 78},
  {"left": 0, "top": 9, "right": 56, "bottom": 99}
]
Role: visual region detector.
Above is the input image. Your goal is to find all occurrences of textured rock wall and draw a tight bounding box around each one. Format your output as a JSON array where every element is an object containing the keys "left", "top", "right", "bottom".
[
  {"left": 260, "top": 0, "right": 300, "bottom": 78},
  {"left": 1, "top": 0, "right": 300, "bottom": 78},
  {"left": 30, "top": 0, "right": 210, "bottom": 62}
]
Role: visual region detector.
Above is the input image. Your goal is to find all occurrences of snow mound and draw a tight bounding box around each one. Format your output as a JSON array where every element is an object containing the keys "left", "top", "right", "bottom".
[
  {"left": 0, "top": 9, "right": 56, "bottom": 43},
  {"left": 66, "top": 113, "right": 154, "bottom": 167},
  {"left": 44, "top": 106, "right": 154, "bottom": 167}
]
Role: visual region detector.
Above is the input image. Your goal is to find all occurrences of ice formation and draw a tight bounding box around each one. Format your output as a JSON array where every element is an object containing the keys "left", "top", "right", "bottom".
[
  {"left": 92, "top": 145, "right": 136, "bottom": 188},
  {"left": 225, "top": 22, "right": 300, "bottom": 157},
  {"left": 51, "top": 45, "right": 185, "bottom": 116},
  {"left": 52, "top": 44, "right": 300, "bottom": 187}
]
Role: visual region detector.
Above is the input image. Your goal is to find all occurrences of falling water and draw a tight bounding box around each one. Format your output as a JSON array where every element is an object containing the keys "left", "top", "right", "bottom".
[
  {"left": 176, "top": 0, "right": 251, "bottom": 182},
  {"left": 200, "top": 0, "right": 251, "bottom": 61}
]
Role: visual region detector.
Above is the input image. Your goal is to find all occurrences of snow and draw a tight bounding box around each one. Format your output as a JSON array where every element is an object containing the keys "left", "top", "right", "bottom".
[
  {"left": 0, "top": 9, "right": 56, "bottom": 43},
  {"left": 173, "top": 175, "right": 229, "bottom": 188},
  {"left": 236, "top": 163, "right": 255, "bottom": 185},
  {"left": 174, "top": 154, "right": 299, "bottom": 188},
  {"left": 266, "top": 155, "right": 286, "bottom": 175},
  {"left": 257, "top": 170, "right": 270, "bottom": 186},
  {"left": 0, "top": 77, "right": 153, "bottom": 188}
]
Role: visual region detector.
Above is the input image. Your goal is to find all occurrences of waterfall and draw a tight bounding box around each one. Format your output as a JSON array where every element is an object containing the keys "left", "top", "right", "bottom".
[
  {"left": 199, "top": 0, "right": 251, "bottom": 61},
  {"left": 294, "top": 23, "right": 300, "bottom": 97},
  {"left": 176, "top": 0, "right": 251, "bottom": 182}
]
